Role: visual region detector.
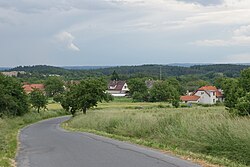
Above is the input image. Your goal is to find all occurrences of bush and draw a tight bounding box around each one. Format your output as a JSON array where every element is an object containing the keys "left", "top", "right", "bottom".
[
  {"left": 235, "top": 93, "right": 250, "bottom": 116},
  {"left": 0, "top": 74, "right": 29, "bottom": 117}
]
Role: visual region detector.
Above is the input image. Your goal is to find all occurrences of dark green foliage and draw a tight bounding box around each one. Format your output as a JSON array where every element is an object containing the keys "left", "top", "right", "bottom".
[
  {"left": 190, "top": 64, "right": 249, "bottom": 77},
  {"left": 222, "top": 68, "right": 250, "bottom": 116},
  {"left": 132, "top": 91, "right": 149, "bottom": 102},
  {"left": 128, "top": 78, "right": 148, "bottom": 95},
  {"left": 75, "top": 79, "right": 112, "bottom": 114},
  {"left": 11, "top": 65, "right": 69, "bottom": 75},
  {"left": 221, "top": 78, "right": 244, "bottom": 109},
  {"left": 44, "top": 76, "right": 64, "bottom": 97},
  {"left": 10, "top": 64, "right": 250, "bottom": 82},
  {"left": 240, "top": 68, "right": 250, "bottom": 92},
  {"left": 59, "top": 79, "right": 112, "bottom": 115},
  {"left": 149, "top": 81, "right": 180, "bottom": 106},
  {"left": 60, "top": 88, "right": 78, "bottom": 116},
  {"left": 0, "top": 74, "right": 29, "bottom": 116},
  {"left": 166, "top": 77, "right": 185, "bottom": 94},
  {"left": 111, "top": 70, "right": 120, "bottom": 81},
  {"left": 235, "top": 93, "right": 250, "bottom": 116},
  {"left": 128, "top": 78, "right": 149, "bottom": 101},
  {"left": 29, "top": 89, "right": 48, "bottom": 113}
]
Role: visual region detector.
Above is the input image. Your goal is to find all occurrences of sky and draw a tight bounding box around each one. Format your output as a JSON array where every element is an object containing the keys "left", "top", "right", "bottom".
[{"left": 0, "top": 0, "right": 250, "bottom": 67}]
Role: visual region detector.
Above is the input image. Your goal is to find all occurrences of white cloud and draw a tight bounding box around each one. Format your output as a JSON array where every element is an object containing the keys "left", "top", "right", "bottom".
[
  {"left": 1, "top": 0, "right": 250, "bottom": 66},
  {"left": 234, "top": 25, "right": 250, "bottom": 36},
  {"left": 55, "top": 31, "right": 80, "bottom": 51},
  {"left": 193, "top": 24, "right": 250, "bottom": 46}
]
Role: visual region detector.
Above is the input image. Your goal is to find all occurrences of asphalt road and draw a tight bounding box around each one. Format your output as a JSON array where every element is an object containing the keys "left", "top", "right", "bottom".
[{"left": 16, "top": 116, "right": 201, "bottom": 167}]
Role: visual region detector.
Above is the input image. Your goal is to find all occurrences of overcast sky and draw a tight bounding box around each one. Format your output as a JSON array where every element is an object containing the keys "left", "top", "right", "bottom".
[{"left": 0, "top": 0, "right": 250, "bottom": 67}]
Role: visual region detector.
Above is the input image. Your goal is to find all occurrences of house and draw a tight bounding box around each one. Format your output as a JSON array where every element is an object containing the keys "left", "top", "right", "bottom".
[
  {"left": 180, "top": 86, "right": 224, "bottom": 105},
  {"left": 107, "top": 81, "right": 129, "bottom": 97},
  {"left": 22, "top": 84, "right": 45, "bottom": 94}
]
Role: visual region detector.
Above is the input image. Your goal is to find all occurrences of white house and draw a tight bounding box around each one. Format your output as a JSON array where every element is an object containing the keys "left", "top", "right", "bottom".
[
  {"left": 180, "top": 86, "right": 224, "bottom": 105},
  {"left": 107, "top": 81, "right": 129, "bottom": 97}
]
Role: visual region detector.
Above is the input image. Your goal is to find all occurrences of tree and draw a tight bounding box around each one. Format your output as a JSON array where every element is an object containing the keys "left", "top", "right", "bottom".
[
  {"left": 111, "top": 70, "right": 120, "bottom": 81},
  {"left": 235, "top": 93, "right": 250, "bottom": 116},
  {"left": 59, "top": 79, "right": 112, "bottom": 115},
  {"left": 29, "top": 89, "right": 48, "bottom": 113},
  {"left": 44, "top": 76, "right": 64, "bottom": 97},
  {"left": 58, "top": 88, "right": 79, "bottom": 116},
  {"left": 222, "top": 78, "right": 244, "bottom": 109},
  {"left": 75, "top": 79, "right": 112, "bottom": 114},
  {"left": 128, "top": 78, "right": 149, "bottom": 101},
  {"left": 0, "top": 74, "right": 29, "bottom": 116},
  {"left": 149, "top": 81, "right": 180, "bottom": 107},
  {"left": 166, "top": 77, "right": 184, "bottom": 94},
  {"left": 240, "top": 68, "right": 250, "bottom": 92}
]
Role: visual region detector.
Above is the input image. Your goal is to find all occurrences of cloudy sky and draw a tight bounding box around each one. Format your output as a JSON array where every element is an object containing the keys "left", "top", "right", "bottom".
[{"left": 0, "top": 0, "right": 250, "bottom": 67}]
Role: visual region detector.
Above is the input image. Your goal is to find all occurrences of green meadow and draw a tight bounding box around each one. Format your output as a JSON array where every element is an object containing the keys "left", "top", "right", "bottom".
[
  {"left": 64, "top": 98, "right": 250, "bottom": 167},
  {"left": 1, "top": 98, "right": 249, "bottom": 167}
]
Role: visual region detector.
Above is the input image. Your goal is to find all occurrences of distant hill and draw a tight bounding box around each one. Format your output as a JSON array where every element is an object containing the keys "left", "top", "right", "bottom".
[
  {"left": 168, "top": 63, "right": 209, "bottom": 67},
  {"left": 0, "top": 67, "right": 11, "bottom": 71},
  {"left": 8, "top": 64, "right": 250, "bottom": 79},
  {"left": 10, "top": 65, "right": 70, "bottom": 75},
  {"left": 62, "top": 66, "right": 112, "bottom": 70}
]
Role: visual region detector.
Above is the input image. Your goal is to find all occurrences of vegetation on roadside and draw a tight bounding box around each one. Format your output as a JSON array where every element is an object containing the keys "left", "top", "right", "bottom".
[
  {"left": 64, "top": 100, "right": 250, "bottom": 167},
  {"left": 0, "top": 74, "right": 29, "bottom": 117},
  {"left": 0, "top": 105, "right": 66, "bottom": 167},
  {"left": 222, "top": 68, "right": 250, "bottom": 116}
]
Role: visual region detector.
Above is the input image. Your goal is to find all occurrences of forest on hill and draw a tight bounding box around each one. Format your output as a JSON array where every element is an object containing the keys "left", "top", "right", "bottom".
[{"left": 9, "top": 64, "right": 250, "bottom": 80}]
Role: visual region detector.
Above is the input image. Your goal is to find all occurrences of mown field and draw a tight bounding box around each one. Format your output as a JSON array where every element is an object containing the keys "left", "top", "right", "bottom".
[
  {"left": 0, "top": 103, "right": 66, "bottom": 167},
  {"left": 64, "top": 98, "right": 250, "bottom": 167}
]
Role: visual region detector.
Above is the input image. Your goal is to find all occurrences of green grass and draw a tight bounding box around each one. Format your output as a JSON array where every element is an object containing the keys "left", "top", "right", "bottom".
[
  {"left": 64, "top": 99, "right": 250, "bottom": 167},
  {"left": 0, "top": 109, "right": 67, "bottom": 167}
]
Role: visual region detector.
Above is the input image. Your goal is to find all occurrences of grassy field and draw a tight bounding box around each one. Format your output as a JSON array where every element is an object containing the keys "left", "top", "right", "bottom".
[
  {"left": 0, "top": 103, "right": 66, "bottom": 167},
  {"left": 64, "top": 98, "right": 250, "bottom": 167}
]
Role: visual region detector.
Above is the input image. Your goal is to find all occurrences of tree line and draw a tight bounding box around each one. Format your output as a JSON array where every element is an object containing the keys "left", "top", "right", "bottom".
[
  {"left": 0, "top": 74, "right": 112, "bottom": 117},
  {"left": 1, "top": 67, "right": 250, "bottom": 117}
]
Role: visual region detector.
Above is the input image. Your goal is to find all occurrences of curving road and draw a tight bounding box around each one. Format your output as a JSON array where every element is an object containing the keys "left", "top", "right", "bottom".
[{"left": 16, "top": 116, "right": 201, "bottom": 167}]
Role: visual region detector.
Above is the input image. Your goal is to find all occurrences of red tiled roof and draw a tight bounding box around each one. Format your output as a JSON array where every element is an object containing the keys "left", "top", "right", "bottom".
[
  {"left": 180, "top": 95, "right": 200, "bottom": 101},
  {"left": 22, "top": 84, "right": 45, "bottom": 93},
  {"left": 216, "top": 90, "right": 223, "bottom": 97},
  {"left": 197, "top": 86, "right": 223, "bottom": 97},
  {"left": 198, "top": 86, "right": 217, "bottom": 91}
]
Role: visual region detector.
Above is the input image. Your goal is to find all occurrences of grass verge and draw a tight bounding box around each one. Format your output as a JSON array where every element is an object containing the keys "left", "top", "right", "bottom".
[
  {"left": 63, "top": 101, "right": 250, "bottom": 167},
  {"left": 0, "top": 107, "right": 67, "bottom": 167}
]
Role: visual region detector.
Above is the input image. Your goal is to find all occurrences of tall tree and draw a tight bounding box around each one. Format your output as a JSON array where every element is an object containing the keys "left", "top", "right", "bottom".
[
  {"left": 128, "top": 78, "right": 149, "bottom": 102},
  {"left": 0, "top": 74, "right": 29, "bottom": 116},
  {"left": 60, "top": 79, "right": 112, "bottom": 115},
  {"left": 240, "top": 68, "right": 250, "bottom": 92},
  {"left": 222, "top": 78, "right": 244, "bottom": 109},
  {"left": 44, "top": 76, "right": 64, "bottom": 97},
  {"left": 75, "top": 79, "right": 112, "bottom": 114},
  {"left": 149, "top": 81, "right": 180, "bottom": 107},
  {"left": 111, "top": 70, "right": 120, "bottom": 81},
  {"left": 29, "top": 89, "right": 48, "bottom": 113},
  {"left": 58, "top": 88, "right": 79, "bottom": 116}
]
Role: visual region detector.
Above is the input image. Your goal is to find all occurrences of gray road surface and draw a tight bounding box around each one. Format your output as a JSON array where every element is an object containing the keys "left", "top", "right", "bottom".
[{"left": 16, "top": 116, "right": 201, "bottom": 167}]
